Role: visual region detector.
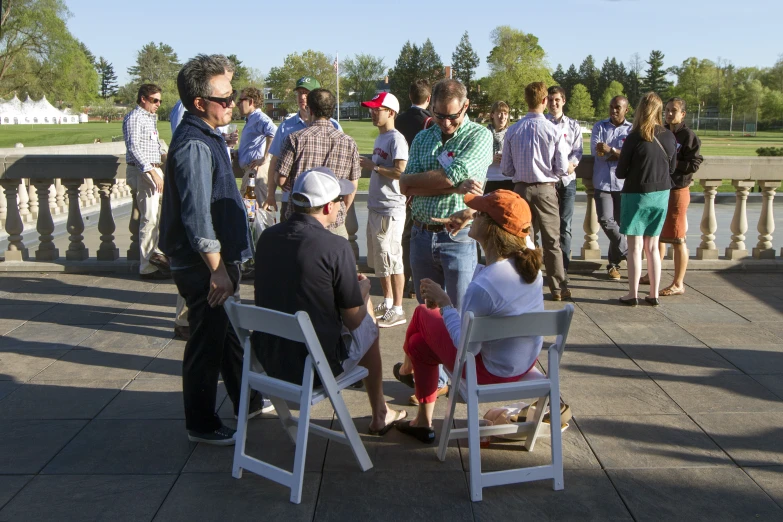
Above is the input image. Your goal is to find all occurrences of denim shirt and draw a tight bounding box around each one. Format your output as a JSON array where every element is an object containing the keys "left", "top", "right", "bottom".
[{"left": 160, "top": 113, "right": 252, "bottom": 269}]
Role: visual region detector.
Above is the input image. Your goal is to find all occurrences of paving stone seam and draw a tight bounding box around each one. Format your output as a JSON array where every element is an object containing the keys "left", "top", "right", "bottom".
[
  {"left": 740, "top": 467, "right": 783, "bottom": 512},
  {"left": 592, "top": 469, "right": 638, "bottom": 521}
]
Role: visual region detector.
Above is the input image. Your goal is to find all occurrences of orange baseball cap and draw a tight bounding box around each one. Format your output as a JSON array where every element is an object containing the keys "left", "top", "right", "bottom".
[{"left": 464, "top": 189, "right": 532, "bottom": 238}]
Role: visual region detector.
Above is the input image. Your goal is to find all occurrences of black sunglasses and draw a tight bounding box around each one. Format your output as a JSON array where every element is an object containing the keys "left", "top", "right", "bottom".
[
  {"left": 432, "top": 104, "right": 467, "bottom": 121},
  {"left": 146, "top": 97, "right": 162, "bottom": 105},
  {"left": 204, "top": 90, "right": 238, "bottom": 108}
]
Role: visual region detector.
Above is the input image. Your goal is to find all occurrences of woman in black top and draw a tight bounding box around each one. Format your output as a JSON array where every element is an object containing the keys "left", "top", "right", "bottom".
[{"left": 615, "top": 92, "right": 677, "bottom": 306}]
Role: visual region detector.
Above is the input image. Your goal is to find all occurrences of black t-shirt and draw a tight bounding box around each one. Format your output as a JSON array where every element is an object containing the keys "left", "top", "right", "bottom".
[
  {"left": 395, "top": 106, "right": 432, "bottom": 147},
  {"left": 252, "top": 213, "right": 363, "bottom": 385}
]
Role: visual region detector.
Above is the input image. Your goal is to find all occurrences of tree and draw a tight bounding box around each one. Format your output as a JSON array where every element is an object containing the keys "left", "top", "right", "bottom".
[
  {"left": 419, "top": 39, "right": 445, "bottom": 86},
  {"left": 227, "top": 54, "right": 250, "bottom": 88},
  {"left": 563, "top": 64, "right": 580, "bottom": 98},
  {"left": 388, "top": 41, "right": 421, "bottom": 110},
  {"left": 626, "top": 52, "right": 644, "bottom": 105},
  {"left": 341, "top": 54, "right": 385, "bottom": 108},
  {"left": 670, "top": 57, "right": 716, "bottom": 113},
  {"left": 567, "top": 83, "right": 594, "bottom": 120},
  {"left": 643, "top": 50, "right": 670, "bottom": 96},
  {"left": 579, "top": 55, "right": 600, "bottom": 105},
  {"left": 599, "top": 57, "right": 624, "bottom": 95},
  {"left": 127, "top": 42, "right": 180, "bottom": 85},
  {"left": 485, "top": 26, "right": 553, "bottom": 113},
  {"left": 96, "top": 57, "right": 118, "bottom": 99},
  {"left": 760, "top": 88, "right": 783, "bottom": 121},
  {"left": 266, "top": 50, "right": 336, "bottom": 112},
  {"left": 451, "top": 31, "right": 480, "bottom": 100},
  {"left": 596, "top": 81, "right": 626, "bottom": 117}
]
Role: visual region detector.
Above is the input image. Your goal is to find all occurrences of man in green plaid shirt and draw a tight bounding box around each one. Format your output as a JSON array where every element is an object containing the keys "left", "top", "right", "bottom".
[{"left": 395, "top": 79, "right": 492, "bottom": 401}]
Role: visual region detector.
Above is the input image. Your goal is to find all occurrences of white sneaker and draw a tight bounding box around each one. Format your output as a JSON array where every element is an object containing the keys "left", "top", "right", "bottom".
[
  {"left": 378, "top": 308, "right": 406, "bottom": 328},
  {"left": 374, "top": 302, "right": 389, "bottom": 318},
  {"left": 235, "top": 398, "right": 275, "bottom": 420}
]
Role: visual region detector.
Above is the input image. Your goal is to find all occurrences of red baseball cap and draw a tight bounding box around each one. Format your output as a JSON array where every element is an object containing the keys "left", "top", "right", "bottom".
[
  {"left": 464, "top": 190, "right": 533, "bottom": 238},
  {"left": 361, "top": 92, "right": 400, "bottom": 113}
]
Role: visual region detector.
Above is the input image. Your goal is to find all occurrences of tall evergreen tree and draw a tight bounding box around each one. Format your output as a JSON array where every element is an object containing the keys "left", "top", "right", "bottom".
[
  {"left": 226, "top": 54, "right": 250, "bottom": 88},
  {"left": 563, "top": 64, "right": 580, "bottom": 98},
  {"left": 127, "top": 42, "right": 180, "bottom": 84},
  {"left": 567, "top": 83, "right": 595, "bottom": 120},
  {"left": 579, "top": 55, "right": 600, "bottom": 105},
  {"left": 643, "top": 50, "right": 670, "bottom": 95},
  {"left": 451, "top": 31, "right": 480, "bottom": 100},
  {"left": 419, "top": 38, "right": 445, "bottom": 86},
  {"left": 96, "top": 56, "right": 118, "bottom": 99},
  {"left": 553, "top": 64, "right": 566, "bottom": 87},
  {"left": 388, "top": 41, "right": 421, "bottom": 110},
  {"left": 626, "top": 52, "right": 644, "bottom": 105}
]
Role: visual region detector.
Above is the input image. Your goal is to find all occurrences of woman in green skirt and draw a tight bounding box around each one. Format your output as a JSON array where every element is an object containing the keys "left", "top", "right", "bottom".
[{"left": 615, "top": 92, "right": 677, "bottom": 306}]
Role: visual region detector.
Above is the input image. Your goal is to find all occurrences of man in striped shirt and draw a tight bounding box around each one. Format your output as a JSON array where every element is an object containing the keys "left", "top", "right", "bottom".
[{"left": 502, "top": 82, "right": 571, "bottom": 300}]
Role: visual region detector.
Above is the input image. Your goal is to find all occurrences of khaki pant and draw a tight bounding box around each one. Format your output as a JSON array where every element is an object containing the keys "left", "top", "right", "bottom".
[
  {"left": 240, "top": 163, "right": 276, "bottom": 229},
  {"left": 126, "top": 165, "right": 164, "bottom": 274}
]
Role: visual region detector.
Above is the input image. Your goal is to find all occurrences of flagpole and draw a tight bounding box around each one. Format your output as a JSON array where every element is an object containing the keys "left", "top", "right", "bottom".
[{"left": 336, "top": 53, "right": 340, "bottom": 122}]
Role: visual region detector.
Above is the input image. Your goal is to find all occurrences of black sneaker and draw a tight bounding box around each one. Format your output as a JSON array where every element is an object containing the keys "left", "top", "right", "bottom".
[{"left": 187, "top": 425, "right": 237, "bottom": 446}]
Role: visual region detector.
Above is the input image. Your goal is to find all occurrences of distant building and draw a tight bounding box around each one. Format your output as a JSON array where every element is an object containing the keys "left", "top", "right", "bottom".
[{"left": 337, "top": 77, "right": 391, "bottom": 119}]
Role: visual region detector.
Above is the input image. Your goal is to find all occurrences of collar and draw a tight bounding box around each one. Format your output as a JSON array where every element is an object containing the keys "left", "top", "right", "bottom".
[
  {"left": 606, "top": 118, "right": 631, "bottom": 128},
  {"left": 666, "top": 122, "right": 685, "bottom": 133},
  {"left": 288, "top": 212, "right": 327, "bottom": 229},
  {"left": 310, "top": 119, "right": 333, "bottom": 128},
  {"left": 182, "top": 112, "right": 223, "bottom": 137},
  {"left": 546, "top": 113, "right": 567, "bottom": 124},
  {"left": 525, "top": 112, "right": 545, "bottom": 119},
  {"left": 135, "top": 105, "right": 156, "bottom": 117},
  {"left": 431, "top": 116, "right": 472, "bottom": 141}
]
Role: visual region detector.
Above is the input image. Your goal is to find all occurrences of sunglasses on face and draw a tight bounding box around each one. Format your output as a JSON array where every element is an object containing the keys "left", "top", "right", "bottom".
[
  {"left": 332, "top": 195, "right": 345, "bottom": 203},
  {"left": 204, "top": 90, "right": 238, "bottom": 109},
  {"left": 432, "top": 104, "right": 467, "bottom": 121},
  {"left": 146, "top": 97, "right": 162, "bottom": 105}
]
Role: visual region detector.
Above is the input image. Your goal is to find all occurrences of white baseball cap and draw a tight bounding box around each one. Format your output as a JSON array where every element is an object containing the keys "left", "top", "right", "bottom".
[
  {"left": 361, "top": 92, "right": 400, "bottom": 114},
  {"left": 291, "top": 167, "right": 355, "bottom": 208}
]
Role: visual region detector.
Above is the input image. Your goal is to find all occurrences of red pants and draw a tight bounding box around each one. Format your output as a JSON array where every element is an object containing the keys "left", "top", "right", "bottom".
[{"left": 403, "top": 305, "right": 531, "bottom": 404}]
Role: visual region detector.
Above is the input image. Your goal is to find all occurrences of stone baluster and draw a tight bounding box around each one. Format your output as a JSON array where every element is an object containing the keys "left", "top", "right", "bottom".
[
  {"left": 696, "top": 180, "right": 721, "bottom": 260},
  {"left": 1, "top": 180, "right": 29, "bottom": 261},
  {"left": 92, "top": 183, "right": 101, "bottom": 206},
  {"left": 127, "top": 186, "right": 140, "bottom": 261},
  {"left": 346, "top": 203, "right": 359, "bottom": 261},
  {"left": 752, "top": 181, "right": 778, "bottom": 259},
  {"left": 32, "top": 180, "right": 59, "bottom": 261},
  {"left": 580, "top": 178, "right": 601, "bottom": 259},
  {"left": 48, "top": 183, "right": 58, "bottom": 216},
  {"left": 110, "top": 182, "right": 119, "bottom": 200},
  {"left": 28, "top": 180, "right": 39, "bottom": 220},
  {"left": 724, "top": 180, "right": 754, "bottom": 259},
  {"left": 82, "top": 179, "right": 97, "bottom": 207},
  {"left": 18, "top": 179, "right": 31, "bottom": 223},
  {"left": 64, "top": 180, "right": 89, "bottom": 260},
  {"left": 55, "top": 179, "right": 66, "bottom": 215},
  {"left": 96, "top": 180, "right": 119, "bottom": 261},
  {"left": 0, "top": 183, "right": 6, "bottom": 228}
]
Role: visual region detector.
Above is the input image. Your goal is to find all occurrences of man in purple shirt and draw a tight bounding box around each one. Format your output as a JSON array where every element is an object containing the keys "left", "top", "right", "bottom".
[{"left": 502, "top": 82, "right": 571, "bottom": 300}]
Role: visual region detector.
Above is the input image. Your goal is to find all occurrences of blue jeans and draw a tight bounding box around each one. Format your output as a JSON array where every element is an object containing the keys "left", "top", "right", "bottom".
[
  {"left": 410, "top": 224, "right": 478, "bottom": 388},
  {"left": 557, "top": 179, "right": 577, "bottom": 271}
]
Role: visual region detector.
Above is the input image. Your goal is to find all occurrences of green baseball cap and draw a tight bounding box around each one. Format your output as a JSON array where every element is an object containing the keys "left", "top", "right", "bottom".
[{"left": 295, "top": 76, "right": 321, "bottom": 91}]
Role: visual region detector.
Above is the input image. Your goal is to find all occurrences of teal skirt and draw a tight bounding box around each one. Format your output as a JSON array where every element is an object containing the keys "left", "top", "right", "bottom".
[{"left": 620, "top": 190, "right": 670, "bottom": 236}]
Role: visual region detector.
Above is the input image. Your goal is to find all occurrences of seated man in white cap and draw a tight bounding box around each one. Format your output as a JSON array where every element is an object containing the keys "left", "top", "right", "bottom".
[{"left": 253, "top": 167, "right": 407, "bottom": 435}]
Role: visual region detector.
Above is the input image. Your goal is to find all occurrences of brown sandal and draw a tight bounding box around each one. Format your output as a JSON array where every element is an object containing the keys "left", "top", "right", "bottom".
[
  {"left": 639, "top": 274, "right": 650, "bottom": 285},
  {"left": 659, "top": 286, "right": 685, "bottom": 296}
]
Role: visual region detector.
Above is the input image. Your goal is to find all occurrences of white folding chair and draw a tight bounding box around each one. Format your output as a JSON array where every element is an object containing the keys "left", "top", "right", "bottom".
[
  {"left": 224, "top": 299, "right": 373, "bottom": 504},
  {"left": 437, "top": 304, "right": 574, "bottom": 502}
]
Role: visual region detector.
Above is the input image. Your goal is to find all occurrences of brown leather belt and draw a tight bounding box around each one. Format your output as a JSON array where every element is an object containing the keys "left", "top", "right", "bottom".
[
  {"left": 413, "top": 219, "right": 445, "bottom": 232},
  {"left": 518, "top": 181, "right": 556, "bottom": 186},
  {"left": 128, "top": 162, "right": 162, "bottom": 168}
]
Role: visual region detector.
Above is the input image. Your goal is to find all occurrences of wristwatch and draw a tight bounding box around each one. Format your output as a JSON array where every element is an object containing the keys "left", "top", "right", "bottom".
[{"left": 373, "top": 165, "right": 380, "bottom": 173}]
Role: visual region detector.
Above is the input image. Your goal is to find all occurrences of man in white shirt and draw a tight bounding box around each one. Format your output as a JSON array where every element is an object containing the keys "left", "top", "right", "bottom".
[{"left": 359, "top": 92, "right": 409, "bottom": 328}]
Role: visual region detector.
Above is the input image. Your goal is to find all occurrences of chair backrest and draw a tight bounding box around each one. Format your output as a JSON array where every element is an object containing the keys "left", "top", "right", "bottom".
[
  {"left": 458, "top": 304, "right": 575, "bottom": 367},
  {"left": 224, "top": 299, "right": 341, "bottom": 389}
]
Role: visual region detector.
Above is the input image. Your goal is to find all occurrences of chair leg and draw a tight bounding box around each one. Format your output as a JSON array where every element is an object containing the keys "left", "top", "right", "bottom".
[
  {"left": 466, "top": 390, "right": 483, "bottom": 502},
  {"left": 331, "top": 389, "right": 373, "bottom": 472},
  {"left": 437, "top": 372, "right": 460, "bottom": 462},
  {"left": 271, "top": 396, "right": 297, "bottom": 444},
  {"left": 524, "top": 395, "right": 549, "bottom": 452},
  {"left": 550, "top": 391, "right": 564, "bottom": 491},
  {"left": 290, "top": 367, "right": 315, "bottom": 504},
  {"left": 232, "top": 378, "right": 251, "bottom": 479}
]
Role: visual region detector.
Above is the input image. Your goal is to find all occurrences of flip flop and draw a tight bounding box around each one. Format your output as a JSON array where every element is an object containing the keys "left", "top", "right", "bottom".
[
  {"left": 393, "top": 362, "right": 415, "bottom": 389},
  {"left": 368, "top": 409, "right": 408, "bottom": 436},
  {"left": 395, "top": 420, "right": 436, "bottom": 444},
  {"left": 659, "top": 286, "right": 685, "bottom": 296}
]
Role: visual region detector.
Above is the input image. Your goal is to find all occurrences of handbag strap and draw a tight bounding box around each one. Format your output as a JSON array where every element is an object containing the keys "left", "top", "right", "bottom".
[{"left": 653, "top": 135, "right": 671, "bottom": 163}]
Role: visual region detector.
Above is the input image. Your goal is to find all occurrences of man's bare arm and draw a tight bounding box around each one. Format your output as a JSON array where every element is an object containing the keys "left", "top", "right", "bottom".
[{"left": 343, "top": 179, "right": 359, "bottom": 211}]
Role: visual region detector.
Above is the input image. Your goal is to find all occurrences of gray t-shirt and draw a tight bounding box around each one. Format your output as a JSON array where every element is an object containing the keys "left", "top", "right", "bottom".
[{"left": 368, "top": 129, "right": 408, "bottom": 217}]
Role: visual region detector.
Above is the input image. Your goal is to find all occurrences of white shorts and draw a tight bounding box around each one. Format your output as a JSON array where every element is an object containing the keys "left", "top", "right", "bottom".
[
  {"left": 366, "top": 210, "right": 404, "bottom": 277},
  {"left": 340, "top": 311, "right": 378, "bottom": 373}
]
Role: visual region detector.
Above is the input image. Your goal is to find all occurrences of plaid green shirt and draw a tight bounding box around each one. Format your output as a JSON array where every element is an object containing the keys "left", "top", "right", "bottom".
[{"left": 403, "top": 118, "right": 492, "bottom": 224}]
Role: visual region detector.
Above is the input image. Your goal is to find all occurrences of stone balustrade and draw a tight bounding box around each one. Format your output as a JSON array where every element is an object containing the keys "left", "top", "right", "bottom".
[{"left": 1, "top": 152, "right": 782, "bottom": 270}]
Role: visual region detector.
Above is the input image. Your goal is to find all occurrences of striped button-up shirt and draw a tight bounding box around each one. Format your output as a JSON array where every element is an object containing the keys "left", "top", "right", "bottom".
[
  {"left": 591, "top": 118, "right": 633, "bottom": 192},
  {"left": 123, "top": 106, "right": 162, "bottom": 173},
  {"left": 501, "top": 112, "right": 569, "bottom": 184},
  {"left": 404, "top": 118, "right": 493, "bottom": 224},
  {"left": 546, "top": 113, "right": 583, "bottom": 185},
  {"left": 278, "top": 119, "right": 361, "bottom": 229}
]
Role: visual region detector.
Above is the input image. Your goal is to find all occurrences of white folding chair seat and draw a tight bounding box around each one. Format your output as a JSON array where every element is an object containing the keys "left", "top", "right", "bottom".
[
  {"left": 225, "top": 300, "right": 373, "bottom": 504},
  {"left": 437, "top": 304, "right": 574, "bottom": 501}
]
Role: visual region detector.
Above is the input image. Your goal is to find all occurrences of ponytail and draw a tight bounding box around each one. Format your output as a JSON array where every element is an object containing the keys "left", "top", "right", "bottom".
[{"left": 512, "top": 247, "right": 543, "bottom": 284}]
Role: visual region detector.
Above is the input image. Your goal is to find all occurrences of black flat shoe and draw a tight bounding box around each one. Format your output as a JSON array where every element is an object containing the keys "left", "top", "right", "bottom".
[
  {"left": 618, "top": 296, "right": 638, "bottom": 307},
  {"left": 645, "top": 296, "right": 660, "bottom": 306},
  {"left": 393, "top": 362, "right": 415, "bottom": 389},
  {"left": 395, "top": 420, "right": 436, "bottom": 444}
]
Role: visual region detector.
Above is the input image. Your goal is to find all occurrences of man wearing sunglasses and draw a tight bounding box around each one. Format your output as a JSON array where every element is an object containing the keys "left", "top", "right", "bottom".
[
  {"left": 123, "top": 83, "right": 170, "bottom": 280},
  {"left": 396, "top": 78, "right": 491, "bottom": 403},
  {"left": 160, "top": 55, "right": 259, "bottom": 446}
]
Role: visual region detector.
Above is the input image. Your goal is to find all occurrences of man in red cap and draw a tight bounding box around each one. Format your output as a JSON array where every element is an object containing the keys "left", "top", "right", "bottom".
[{"left": 359, "top": 92, "right": 409, "bottom": 328}]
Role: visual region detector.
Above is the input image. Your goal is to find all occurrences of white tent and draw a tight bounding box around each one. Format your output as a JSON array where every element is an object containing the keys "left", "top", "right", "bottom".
[{"left": 0, "top": 95, "right": 82, "bottom": 125}]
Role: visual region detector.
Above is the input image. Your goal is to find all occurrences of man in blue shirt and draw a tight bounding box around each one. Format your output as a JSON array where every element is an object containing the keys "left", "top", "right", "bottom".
[
  {"left": 261, "top": 76, "right": 342, "bottom": 221},
  {"left": 591, "top": 96, "right": 632, "bottom": 280},
  {"left": 237, "top": 86, "right": 277, "bottom": 228}
]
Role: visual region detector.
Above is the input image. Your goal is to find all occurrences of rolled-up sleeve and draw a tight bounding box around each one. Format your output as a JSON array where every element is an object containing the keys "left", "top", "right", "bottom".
[
  {"left": 444, "top": 127, "right": 492, "bottom": 185},
  {"left": 570, "top": 120, "right": 583, "bottom": 164},
  {"left": 171, "top": 141, "right": 221, "bottom": 253}
]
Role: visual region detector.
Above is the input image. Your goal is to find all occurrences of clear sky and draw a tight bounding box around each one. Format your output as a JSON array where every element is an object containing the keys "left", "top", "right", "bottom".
[{"left": 66, "top": 0, "right": 782, "bottom": 86}]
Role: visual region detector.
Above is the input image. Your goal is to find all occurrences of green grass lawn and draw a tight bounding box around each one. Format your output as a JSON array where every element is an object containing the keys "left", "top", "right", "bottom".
[{"left": 3, "top": 120, "right": 781, "bottom": 194}]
